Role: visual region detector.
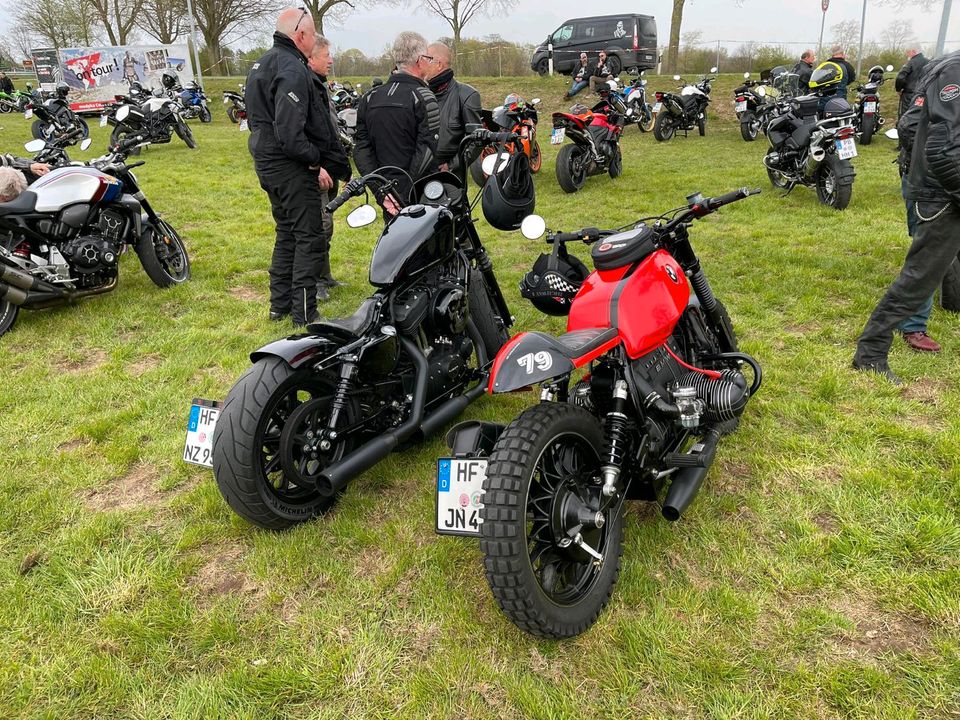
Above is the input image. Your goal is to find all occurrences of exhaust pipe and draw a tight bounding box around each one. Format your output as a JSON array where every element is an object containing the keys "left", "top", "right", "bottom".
[
  {"left": 804, "top": 146, "right": 826, "bottom": 175},
  {"left": 661, "top": 428, "right": 721, "bottom": 521},
  {"left": 0, "top": 281, "right": 27, "bottom": 306},
  {"left": 1, "top": 262, "right": 58, "bottom": 292}
]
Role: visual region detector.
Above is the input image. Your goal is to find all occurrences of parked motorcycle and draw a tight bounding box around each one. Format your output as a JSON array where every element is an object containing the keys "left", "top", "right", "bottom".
[
  {"left": 223, "top": 85, "right": 246, "bottom": 124},
  {"left": 734, "top": 72, "right": 776, "bottom": 141},
  {"left": 551, "top": 96, "right": 625, "bottom": 193},
  {"left": 104, "top": 94, "right": 197, "bottom": 155},
  {"left": 337, "top": 106, "right": 357, "bottom": 156},
  {"left": 26, "top": 96, "right": 90, "bottom": 141},
  {"left": 763, "top": 94, "right": 857, "bottom": 210},
  {"left": 470, "top": 94, "right": 542, "bottom": 185},
  {"left": 853, "top": 64, "right": 894, "bottom": 146},
  {"left": 210, "top": 129, "right": 516, "bottom": 529},
  {"left": 178, "top": 80, "right": 212, "bottom": 123},
  {"left": 0, "top": 135, "right": 191, "bottom": 337},
  {"left": 330, "top": 81, "right": 360, "bottom": 112},
  {"left": 620, "top": 74, "right": 655, "bottom": 132},
  {"left": 653, "top": 67, "right": 717, "bottom": 142},
  {"left": 438, "top": 188, "right": 763, "bottom": 638},
  {"left": 0, "top": 90, "right": 28, "bottom": 114}
]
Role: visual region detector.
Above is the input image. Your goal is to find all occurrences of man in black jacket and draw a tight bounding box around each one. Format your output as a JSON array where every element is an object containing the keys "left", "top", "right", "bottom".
[
  {"left": 588, "top": 51, "right": 614, "bottom": 92},
  {"left": 793, "top": 50, "right": 815, "bottom": 93},
  {"left": 0, "top": 72, "right": 14, "bottom": 95},
  {"left": 896, "top": 49, "right": 929, "bottom": 118},
  {"left": 425, "top": 42, "right": 481, "bottom": 184},
  {"left": 245, "top": 7, "right": 351, "bottom": 325},
  {"left": 827, "top": 47, "right": 857, "bottom": 98},
  {"left": 854, "top": 50, "right": 960, "bottom": 384},
  {"left": 354, "top": 31, "right": 439, "bottom": 214}
]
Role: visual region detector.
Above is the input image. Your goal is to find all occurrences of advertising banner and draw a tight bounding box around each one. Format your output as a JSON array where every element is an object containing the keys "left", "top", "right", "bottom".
[
  {"left": 33, "top": 44, "right": 193, "bottom": 113},
  {"left": 30, "top": 48, "right": 62, "bottom": 90}
]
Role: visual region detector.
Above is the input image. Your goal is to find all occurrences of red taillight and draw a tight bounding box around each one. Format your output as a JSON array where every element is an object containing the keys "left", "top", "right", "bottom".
[
  {"left": 655, "top": 92, "right": 663, "bottom": 101},
  {"left": 837, "top": 127, "right": 854, "bottom": 139},
  {"left": 736, "top": 96, "right": 746, "bottom": 102}
]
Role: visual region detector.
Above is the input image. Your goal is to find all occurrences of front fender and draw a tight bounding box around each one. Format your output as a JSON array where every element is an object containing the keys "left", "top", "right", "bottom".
[
  {"left": 487, "top": 332, "right": 575, "bottom": 394},
  {"left": 250, "top": 333, "right": 340, "bottom": 368}
]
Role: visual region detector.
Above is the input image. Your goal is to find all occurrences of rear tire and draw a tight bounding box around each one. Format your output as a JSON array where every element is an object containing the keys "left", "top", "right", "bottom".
[
  {"left": 816, "top": 156, "right": 853, "bottom": 210},
  {"left": 860, "top": 118, "right": 874, "bottom": 145},
  {"left": 0, "top": 299, "right": 19, "bottom": 337},
  {"left": 227, "top": 106, "right": 239, "bottom": 124},
  {"left": 136, "top": 219, "right": 191, "bottom": 287},
  {"left": 766, "top": 161, "right": 790, "bottom": 189},
  {"left": 480, "top": 403, "right": 624, "bottom": 639},
  {"left": 941, "top": 254, "right": 960, "bottom": 312},
  {"left": 174, "top": 118, "right": 197, "bottom": 149},
  {"left": 555, "top": 143, "right": 587, "bottom": 193},
  {"left": 740, "top": 113, "right": 758, "bottom": 141},
  {"left": 653, "top": 113, "right": 675, "bottom": 142}
]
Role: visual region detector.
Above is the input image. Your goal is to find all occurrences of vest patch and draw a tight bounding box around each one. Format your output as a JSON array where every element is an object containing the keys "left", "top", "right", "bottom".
[
  {"left": 940, "top": 84, "right": 960, "bottom": 102},
  {"left": 288, "top": 91, "right": 300, "bottom": 102}
]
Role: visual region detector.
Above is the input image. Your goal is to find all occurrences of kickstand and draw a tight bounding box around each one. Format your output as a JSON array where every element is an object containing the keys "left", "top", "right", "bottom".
[{"left": 780, "top": 181, "right": 798, "bottom": 197}]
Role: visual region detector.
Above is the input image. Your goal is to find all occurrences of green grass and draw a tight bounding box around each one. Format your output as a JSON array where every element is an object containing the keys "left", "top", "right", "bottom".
[{"left": 1, "top": 75, "right": 958, "bottom": 718}]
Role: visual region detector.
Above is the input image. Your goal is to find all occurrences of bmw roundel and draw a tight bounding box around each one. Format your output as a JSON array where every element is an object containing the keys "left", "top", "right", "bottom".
[{"left": 665, "top": 265, "right": 679, "bottom": 283}]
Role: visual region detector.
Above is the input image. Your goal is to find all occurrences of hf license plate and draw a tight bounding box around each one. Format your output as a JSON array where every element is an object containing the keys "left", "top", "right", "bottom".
[
  {"left": 550, "top": 127, "right": 565, "bottom": 145},
  {"left": 99, "top": 115, "right": 108, "bottom": 127},
  {"left": 736, "top": 101, "right": 747, "bottom": 113},
  {"left": 836, "top": 137, "right": 858, "bottom": 160},
  {"left": 436, "top": 458, "right": 486, "bottom": 536},
  {"left": 183, "top": 398, "right": 221, "bottom": 467},
  {"left": 863, "top": 101, "right": 877, "bottom": 114}
]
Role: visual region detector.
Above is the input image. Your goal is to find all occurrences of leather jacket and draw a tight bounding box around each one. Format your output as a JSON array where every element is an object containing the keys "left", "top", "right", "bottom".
[
  {"left": 432, "top": 76, "right": 481, "bottom": 167},
  {"left": 896, "top": 53, "right": 929, "bottom": 96}
]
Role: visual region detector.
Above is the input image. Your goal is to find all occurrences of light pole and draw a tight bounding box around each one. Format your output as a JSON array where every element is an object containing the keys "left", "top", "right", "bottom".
[
  {"left": 186, "top": 0, "right": 204, "bottom": 84},
  {"left": 935, "top": 0, "right": 953, "bottom": 56},
  {"left": 818, "top": 0, "right": 829, "bottom": 59},
  {"left": 856, "top": 0, "right": 867, "bottom": 77}
]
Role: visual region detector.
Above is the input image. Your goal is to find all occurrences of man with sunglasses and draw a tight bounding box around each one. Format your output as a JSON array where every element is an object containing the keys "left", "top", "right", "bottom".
[
  {"left": 354, "top": 31, "right": 440, "bottom": 215},
  {"left": 245, "top": 6, "right": 351, "bottom": 326}
]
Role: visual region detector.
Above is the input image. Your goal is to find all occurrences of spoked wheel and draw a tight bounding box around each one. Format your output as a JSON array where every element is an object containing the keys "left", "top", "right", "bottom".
[
  {"left": 766, "top": 160, "right": 790, "bottom": 189},
  {"left": 653, "top": 113, "right": 675, "bottom": 141},
  {"left": 480, "top": 403, "right": 625, "bottom": 639},
  {"left": 556, "top": 143, "right": 587, "bottom": 193},
  {"left": 0, "top": 299, "right": 19, "bottom": 338},
  {"left": 175, "top": 118, "right": 197, "bottom": 149},
  {"left": 212, "top": 358, "right": 359, "bottom": 530},
  {"left": 136, "top": 219, "right": 191, "bottom": 287},
  {"left": 816, "top": 156, "right": 852, "bottom": 210}
]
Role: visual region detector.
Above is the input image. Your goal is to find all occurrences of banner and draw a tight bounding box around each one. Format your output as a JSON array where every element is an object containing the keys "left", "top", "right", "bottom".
[
  {"left": 30, "top": 48, "right": 61, "bottom": 90},
  {"left": 33, "top": 44, "right": 193, "bottom": 113}
]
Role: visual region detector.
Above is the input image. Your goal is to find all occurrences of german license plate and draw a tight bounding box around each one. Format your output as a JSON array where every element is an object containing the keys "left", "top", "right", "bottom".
[
  {"left": 836, "top": 137, "right": 857, "bottom": 160},
  {"left": 863, "top": 101, "right": 877, "bottom": 114},
  {"left": 183, "top": 398, "right": 221, "bottom": 468},
  {"left": 550, "top": 127, "right": 565, "bottom": 145},
  {"left": 436, "top": 458, "right": 485, "bottom": 537},
  {"left": 99, "top": 115, "right": 108, "bottom": 127},
  {"left": 24, "top": 108, "right": 32, "bottom": 119},
  {"left": 239, "top": 119, "right": 248, "bottom": 131},
  {"left": 652, "top": 102, "right": 662, "bottom": 113},
  {"left": 736, "top": 101, "right": 747, "bottom": 113},
  {"left": 223, "top": 97, "right": 229, "bottom": 104}
]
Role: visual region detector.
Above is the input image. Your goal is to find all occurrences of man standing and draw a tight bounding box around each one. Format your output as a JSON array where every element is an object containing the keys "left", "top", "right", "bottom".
[
  {"left": 424, "top": 42, "right": 481, "bottom": 184},
  {"left": 0, "top": 72, "right": 14, "bottom": 95},
  {"left": 793, "top": 50, "right": 815, "bottom": 94},
  {"left": 354, "top": 31, "right": 439, "bottom": 214},
  {"left": 565, "top": 53, "right": 591, "bottom": 99},
  {"left": 827, "top": 46, "right": 856, "bottom": 98},
  {"left": 588, "top": 51, "right": 614, "bottom": 92},
  {"left": 896, "top": 48, "right": 929, "bottom": 118},
  {"left": 853, "top": 50, "right": 960, "bottom": 384},
  {"left": 245, "top": 8, "right": 351, "bottom": 325}
]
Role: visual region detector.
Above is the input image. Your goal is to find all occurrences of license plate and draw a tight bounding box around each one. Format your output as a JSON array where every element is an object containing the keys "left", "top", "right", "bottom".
[
  {"left": 550, "top": 127, "right": 565, "bottom": 145},
  {"left": 99, "top": 115, "right": 108, "bottom": 127},
  {"left": 863, "top": 101, "right": 877, "bottom": 114},
  {"left": 836, "top": 137, "right": 857, "bottom": 159},
  {"left": 24, "top": 108, "right": 32, "bottom": 119},
  {"left": 223, "top": 97, "right": 229, "bottom": 104},
  {"left": 436, "top": 458, "right": 486, "bottom": 537},
  {"left": 183, "top": 398, "right": 221, "bottom": 468},
  {"left": 736, "top": 101, "right": 747, "bottom": 112},
  {"left": 652, "top": 102, "right": 662, "bottom": 113},
  {"left": 239, "top": 118, "right": 248, "bottom": 131}
]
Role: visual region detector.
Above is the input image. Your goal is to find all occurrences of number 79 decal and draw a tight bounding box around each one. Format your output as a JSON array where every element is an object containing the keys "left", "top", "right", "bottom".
[{"left": 517, "top": 351, "right": 553, "bottom": 374}]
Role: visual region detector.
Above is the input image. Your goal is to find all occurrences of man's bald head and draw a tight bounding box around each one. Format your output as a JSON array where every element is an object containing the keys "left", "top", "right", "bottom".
[
  {"left": 425, "top": 42, "right": 452, "bottom": 80},
  {"left": 906, "top": 48, "right": 919, "bottom": 58},
  {"left": 276, "top": 6, "right": 316, "bottom": 56}
]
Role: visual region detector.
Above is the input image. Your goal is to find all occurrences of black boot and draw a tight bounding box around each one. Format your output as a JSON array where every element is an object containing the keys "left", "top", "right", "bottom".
[{"left": 291, "top": 287, "right": 320, "bottom": 327}]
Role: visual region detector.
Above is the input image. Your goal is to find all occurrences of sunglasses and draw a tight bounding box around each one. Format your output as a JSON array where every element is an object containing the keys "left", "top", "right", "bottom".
[{"left": 294, "top": 7, "right": 308, "bottom": 32}]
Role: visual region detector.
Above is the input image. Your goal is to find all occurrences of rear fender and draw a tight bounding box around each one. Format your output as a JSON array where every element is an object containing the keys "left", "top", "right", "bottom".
[
  {"left": 445, "top": 420, "right": 505, "bottom": 458},
  {"left": 250, "top": 334, "right": 341, "bottom": 368},
  {"left": 487, "top": 332, "right": 575, "bottom": 394}
]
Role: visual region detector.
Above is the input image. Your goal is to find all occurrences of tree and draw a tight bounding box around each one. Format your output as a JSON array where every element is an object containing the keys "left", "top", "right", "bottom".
[
  {"left": 11, "top": 0, "right": 104, "bottom": 48},
  {"left": 86, "top": 0, "right": 145, "bottom": 45},
  {"left": 136, "top": 0, "right": 187, "bottom": 44},
  {"left": 419, "top": 0, "right": 508, "bottom": 59},
  {"left": 191, "top": 0, "right": 278, "bottom": 75},
  {"left": 664, "top": 0, "right": 745, "bottom": 73},
  {"left": 830, "top": 19, "right": 861, "bottom": 57},
  {"left": 881, "top": 20, "right": 915, "bottom": 52}
]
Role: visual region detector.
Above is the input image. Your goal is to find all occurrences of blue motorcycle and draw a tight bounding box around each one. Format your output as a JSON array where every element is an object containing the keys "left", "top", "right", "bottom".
[{"left": 178, "top": 81, "right": 211, "bottom": 123}]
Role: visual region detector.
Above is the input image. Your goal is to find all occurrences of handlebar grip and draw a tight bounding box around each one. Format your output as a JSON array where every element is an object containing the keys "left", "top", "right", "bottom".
[
  {"left": 324, "top": 179, "right": 362, "bottom": 213},
  {"left": 551, "top": 227, "right": 602, "bottom": 244},
  {"left": 708, "top": 187, "right": 759, "bottom": 210},
  {"left": 489, "top": 131, "right": 518, "bottom": 144}
]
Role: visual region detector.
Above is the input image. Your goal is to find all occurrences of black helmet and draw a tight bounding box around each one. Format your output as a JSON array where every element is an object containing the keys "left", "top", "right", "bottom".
[
  {"left": 481, "top": 151, "right": 536, "bottom": 232},
  {"left": 130, "top": 80, "right": 144, "bottom": 93},
  {"left": 371, "top": 77, "right": 383, "bottom": 87},
  {"left": 161, "top": 70, "right": 179, "bottom": 89},
  {"left": 519, "top": 243, "right": 589, "bottom": 316},
  {"left": 55, "top": 81, "right": 69, "bottom": 98}
]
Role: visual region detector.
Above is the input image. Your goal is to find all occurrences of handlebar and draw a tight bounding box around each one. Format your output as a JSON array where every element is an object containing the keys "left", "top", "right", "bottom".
[{"left": 325, "top": 177, "right": 366, "bottom": 214}]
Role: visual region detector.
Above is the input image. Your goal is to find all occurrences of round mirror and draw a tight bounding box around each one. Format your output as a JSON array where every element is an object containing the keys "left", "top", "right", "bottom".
[
  {"left": 884, "top": 128, "right": 899, "bottom": 140},
  {"left": 886, "top": 64, "right": 894, "bottom": 72},
  {"left": 641, "top": 79, "right": 647, "bottom": 86},
  {"left": 520, "top": 214, "right": 546, "bottom": 240},
  {"left": 743, "top": 72, "right": 751, "bottom": 79},
  {"left": 80, "top": 138, "right": 92, "bottom": 151},
  {"left": 346, "top": 204, "right": 378, "bottom": 228},
  {"left": 673, "top": 74, "right": 681, "bottom": 81},
  {"left": 710, "top": 66, "right": 718, "bottom": 73},
  {"left": 481, "top": 151, "right": 511, "bottom": 176},
  {"left": 116, "top": 105, "right": 130, "bottom": 121},
  {"left": 24, "top": 139, "right": 46, "bottom": 153},
  {"left": 531, "top": 97, "right": 541, "bottom": 105}
]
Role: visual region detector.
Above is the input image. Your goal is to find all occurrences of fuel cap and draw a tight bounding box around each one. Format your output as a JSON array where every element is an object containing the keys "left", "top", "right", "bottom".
[{"left": 404, "top": 204, "right": 426, "bottom": 217}]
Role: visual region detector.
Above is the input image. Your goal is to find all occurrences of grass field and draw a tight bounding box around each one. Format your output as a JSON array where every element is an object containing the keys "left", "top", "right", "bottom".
[{"left": 1, "top": 74, "right": 958, "bottom": 719}]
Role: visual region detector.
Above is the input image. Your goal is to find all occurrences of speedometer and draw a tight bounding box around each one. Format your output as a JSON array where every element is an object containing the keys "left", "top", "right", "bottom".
[{"left": 423, "top": 181, "right": 445, "bottom": 201}]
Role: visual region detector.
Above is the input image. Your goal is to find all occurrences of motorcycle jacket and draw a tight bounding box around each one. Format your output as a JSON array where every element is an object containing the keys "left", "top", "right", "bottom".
[
  {"left": 905, "top": 51, "right": 960, "bottom": 205},
  {"left": 429, "top": 72, "right": 481, "bottom": 168},
  {"left": 896, "top": 53, "right": 929, "bottom": 97},
  {"left": 353, "top": 71, "right": 440, "bottom": 200},
  {"left": 0, "top": 153, "right": 30, "bottom": 171},
  {"left": 792, "top": 60, "right": 813, "bottom": 93},
  {"left": 245, "top": 32, "right": 351, "bottom": 180}
]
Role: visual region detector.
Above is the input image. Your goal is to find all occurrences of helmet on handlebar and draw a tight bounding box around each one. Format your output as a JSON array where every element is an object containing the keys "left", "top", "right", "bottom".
[
  {"left": 481, "top": 151, "right": 536, "bottom": 232},
  {"left": 161, "top": 70, "right": 180, "bottom": 89},
  {"left": 809, "top": 62, "right": 842, "bottom": 92},
  {"left": 55, "top": 81, "right": 70, "bottom": 99},
  {"left": 519, "top": 244, "right": 589, "bottom": 316}
]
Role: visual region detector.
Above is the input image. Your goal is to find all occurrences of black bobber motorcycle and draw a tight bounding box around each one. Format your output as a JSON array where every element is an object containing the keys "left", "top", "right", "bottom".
[
  {"left": 211, "top": 129, "right": 517, "bottom": 529},
  {"left": 438, "top": 188, "right": 763, "bottom": 638}
]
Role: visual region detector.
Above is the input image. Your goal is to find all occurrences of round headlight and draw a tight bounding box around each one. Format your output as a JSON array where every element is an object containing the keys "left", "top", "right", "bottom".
[
  {"left": 424, "top": 180, "right": 445, "bottom": 201},
  {"left": 757, "top": 85, "right": 767, "bottom": 98}
]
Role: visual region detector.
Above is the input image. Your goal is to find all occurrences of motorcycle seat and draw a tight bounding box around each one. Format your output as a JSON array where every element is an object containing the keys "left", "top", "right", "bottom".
[
  {"left": 0, "top": 191, "right": 37, "bottom": 216},
  {"left": 532, "top": 327, "right": 620, "bottom": 362},
  {"left": 307, "top": 297, "right": 379, "bottom": 339}
]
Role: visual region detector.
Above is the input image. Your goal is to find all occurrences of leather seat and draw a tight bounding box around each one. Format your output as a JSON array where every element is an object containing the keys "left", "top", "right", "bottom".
[
  {"left": 0, "top": 190, "right": 37, "bottom": 216},
  {"left": 307, "top": 297, "right": 379, "bottom": 339},
  {"left": 534, "top": 327, "right": 619, "bottom": 360}
]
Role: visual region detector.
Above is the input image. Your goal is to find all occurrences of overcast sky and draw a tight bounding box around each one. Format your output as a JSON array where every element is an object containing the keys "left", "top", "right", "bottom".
[{"left": 1, "top": 1, "right": 956, "bottom": 57}]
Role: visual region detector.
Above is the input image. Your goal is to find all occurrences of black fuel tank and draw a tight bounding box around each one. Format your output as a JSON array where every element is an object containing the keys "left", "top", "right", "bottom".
[{"left": 369, "top": 205, "right": 455, "bottom": 287}]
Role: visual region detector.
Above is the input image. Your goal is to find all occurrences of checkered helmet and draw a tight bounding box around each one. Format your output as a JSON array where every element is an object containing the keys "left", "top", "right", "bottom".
[{"left": 519, "top": 246, "right": 590, "bottom": 316}]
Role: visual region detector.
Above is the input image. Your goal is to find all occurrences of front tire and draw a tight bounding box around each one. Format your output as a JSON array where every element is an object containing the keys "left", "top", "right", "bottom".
[
  {"left": 535, "top": 59, "right": 549, "bottom": 76},
  {"left": 212, "top": 358, "right": 356, "bottom": 530},
  {"left": 528, "top": 140, "right": 542, "bottom": 174},
  {"left": 0, "top": 299, "right": 19, "bottom": 337},
  {"left": 555, "top": 143, "right": 587, "bottom": 193},
  {"left": 174, "top": 118, "right": 197, "bottom": 149},
  {"left": 199, "top": 106, "right": 212, "bottom": 123},
  {"left": 653, "top": 113, "right": 675, "bottom": 142},
  {"left": 227, "top": 106, "right": 239, "bottom": 123},
  {"left": 74, "top": 117, "right": 90, "bottom": 139},
  {"left": 697, "top": 113, "right": 706, "bottom": 136},
  {"left": 110, "top": 125, "right": 142, "bottom": 156},
  {"left": 480, "top": 403, "right": 624, "bottom": 639},
  {"left": 30, "top": 120, "right": 46, "bottom": 139},
  {"left": 136, "top": 219, "right": 191, "bottom": 287},
  {"left": 607, "top": 144, "right": 622, "bottom": 178},
  {"left": 740, "top": 113, "right": 758, "bottom": 141},
  {"left": 638, "top": 104, "right": 655, "bottom": 132},
  {"left": 816, "top": 156, "right": 853, "bottom": 210}
]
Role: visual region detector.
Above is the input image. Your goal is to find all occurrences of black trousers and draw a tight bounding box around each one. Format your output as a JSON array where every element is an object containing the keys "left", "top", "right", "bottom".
[
  {"left": 855, "top": 201, "right": 960, "bottom": 364},
  {"left": 316, "top": 188, "right": 334, "bottom": 286},
  {"left": 257, "top": 166, "right": 327, "bottom": 324}
]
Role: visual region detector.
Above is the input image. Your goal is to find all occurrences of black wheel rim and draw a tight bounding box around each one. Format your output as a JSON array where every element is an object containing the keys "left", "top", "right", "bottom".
[
  {"left": 525, "top": 432, "right": 608, "bottom": 606},
  {"left": 153, "top": 221, "right": 189, "bottom": 280}
]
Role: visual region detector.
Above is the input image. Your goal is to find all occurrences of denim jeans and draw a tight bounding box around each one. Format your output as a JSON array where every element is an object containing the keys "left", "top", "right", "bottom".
[
  {"left": 568, "top": 80, "right": 588, "bottom": 97},
  {"left": 897, "top": 175, "right": 933, "bottom": 334}
]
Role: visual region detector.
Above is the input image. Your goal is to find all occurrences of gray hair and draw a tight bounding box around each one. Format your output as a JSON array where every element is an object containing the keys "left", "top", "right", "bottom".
[
  {"left": 428, "top": 42, "right": 452, "bottom": 67},
  {"left": 313, "top": 34, "right": 330, "bottom": 51},
  {"left": 0, "top": 167, "right": 27, "bottom": 203},
  {"left": 392, "top": 31, "right": 428, "bottom": 69}
]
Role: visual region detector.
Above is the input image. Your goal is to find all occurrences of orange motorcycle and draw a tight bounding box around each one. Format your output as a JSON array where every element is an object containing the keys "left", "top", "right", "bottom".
[{"left": 470, "top": 94, "right": 542, "bottom": 185}]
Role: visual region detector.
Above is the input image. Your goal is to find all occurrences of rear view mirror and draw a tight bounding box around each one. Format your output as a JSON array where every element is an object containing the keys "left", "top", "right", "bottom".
[
  {"left": 520, "top": 215, "right": 546, "bottom": 240},
  {"left": 673, "top": 74, "right": 681, "bottom": 81},
  {"left": 531, "top": 98, "right": 541, "bottom": 106},
  {"left": 743, "top": 72, "right": 751, "bottom": 79},
  {"left": 346, "top": 204, "right": 377, "bottom": 228},
  {"left": 24, "top": 139, "right": 46, "bottom": 153},
  {"left": 80, "top": 138, "right": 92, "bottom": 151},
  {"left": 885, "top": 128, "right": 899, "bottom": 140},
  {"left": 710, "top": 67, "right": 718, "bottom": 73},
  {"left": 886, "top": 65, "right": 894, "bottom": 72},
  {"left": 116, "top": 105, "right": 130, "bottom": 121},
  {"left": 481, "top": 152, "right": 511, "bottom": 176}
]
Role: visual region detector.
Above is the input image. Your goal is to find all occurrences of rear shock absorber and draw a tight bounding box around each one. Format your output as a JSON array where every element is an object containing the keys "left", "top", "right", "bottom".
[
  {"left": 600, "top": 379, "right": 631, "bottom": 497},
  {"left": 323, "top": 355, "right": 357, "bottom": 448}
]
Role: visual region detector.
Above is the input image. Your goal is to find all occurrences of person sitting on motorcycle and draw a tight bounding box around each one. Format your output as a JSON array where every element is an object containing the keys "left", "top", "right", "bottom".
[
  {"left": 0, "top": 167, "right": 28, "bottom": 203},
  {"left": 793, "top": 50, "right": 815, "bottom": 93},
  {"left": 1, "top": 153, "right": 50, "bottom": 182},
  {"left": 588, "top": 51, "right": 614, "bottom": 92},
  {"left": 565, "top": 53, "right": 591, "bottom": 99}
]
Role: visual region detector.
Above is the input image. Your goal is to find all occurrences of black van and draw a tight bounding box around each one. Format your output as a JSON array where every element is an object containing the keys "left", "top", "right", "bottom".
[{"left": 530, "top": 14, "right": 658, "bottom": 76}]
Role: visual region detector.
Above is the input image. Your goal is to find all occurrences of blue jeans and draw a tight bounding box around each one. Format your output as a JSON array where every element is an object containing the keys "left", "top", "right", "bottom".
[
  {"left": 898, "top": 175, "right": 934, "bottom": 333},
  {"left": 568, "top": 79, "right": 588, "bottom": 97}
]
